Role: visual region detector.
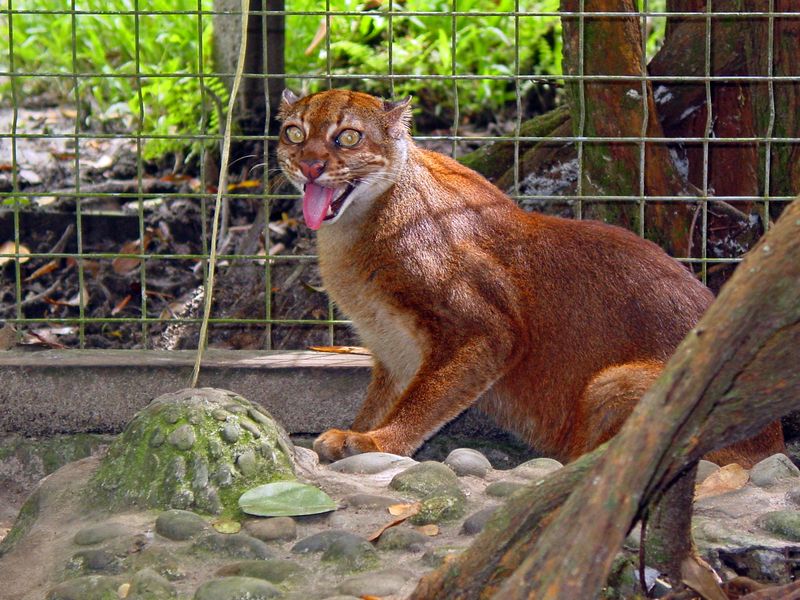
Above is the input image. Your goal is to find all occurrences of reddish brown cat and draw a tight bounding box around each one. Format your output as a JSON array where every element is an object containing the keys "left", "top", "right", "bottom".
[{"left": 277, "top": 89, "right": 784, "bottom": 466}]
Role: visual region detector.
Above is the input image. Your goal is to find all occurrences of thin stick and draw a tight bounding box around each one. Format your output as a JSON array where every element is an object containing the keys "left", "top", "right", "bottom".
[{"left": 190, "top": 0, "right": 251, "bottom": 387}]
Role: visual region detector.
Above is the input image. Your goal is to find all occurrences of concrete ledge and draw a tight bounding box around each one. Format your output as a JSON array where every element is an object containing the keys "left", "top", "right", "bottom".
[
  {"left": 0, "top": 350, "right": 372, "bottom": 437},
  {"left": 0, "top": 349, "right": 504, "bottom": 443}
]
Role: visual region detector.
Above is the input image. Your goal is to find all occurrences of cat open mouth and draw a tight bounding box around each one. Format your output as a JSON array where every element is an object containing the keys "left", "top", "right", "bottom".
[{"left": 302, "top": 182, "right": 357, "bottom": 230}]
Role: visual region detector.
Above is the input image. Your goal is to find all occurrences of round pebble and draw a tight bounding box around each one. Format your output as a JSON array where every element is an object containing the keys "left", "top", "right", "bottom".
[
  {"left": 321, "top": 535, "right": 379, "bottom": 572},
  {"left": 46, "top": 575, "right": 124, "bottom": 600},
  {"left": 243, "top": 517, "right": 297, "bottom": 542},
  {"left": 461, "top": 506, "right": 499, "bottom": 535},
  {"left": 73, "top": 522, "right": 129, "bottom": 546},
  {"left": 155, "top": 509, "right": 207, "bottom": 541},
  {"left": 696, "top": 460, "right": 720, "bottom": 483},
  {"left": 750, "top": 454, "right": 800, "bottom": 487},
  {"left": 337, "top": 568, "right": 413, "bottom": 596},
  {"left": 510, "top": 457, "right": 563, "bottom": 479},
  {"left": 221, "top": 423, "right": 240, "bottom": 443},
  {"left": 215, "top": 559, "right": 308, "bottom": 583},
  {"left": 192, "top": 532, "right": 272, "bottom": 559},
  {"left": 342, "top": 494, "right": 403, "bottom": 509},
  {"left": 292, "top": 530, "right": 365, "bottom": 554},
  {"left": 376, "top": 527, "right": 431, "bottom": 551},
  {"left": 444, "top": 448, "right": 492, "bottom": 478},
  {"left": 485, "top": 480, "right": 526, "bottom": 497},
  {"left": 329, "top": 453, "right": 417, "bottom": 475},
  {"left": 756, "top": 510, "right": 800, "bottom": 541},
  {"left": 236, "top": 450, "right": 258, "bottom": 476},
  {"left": 193, "top": 576, "right": 280, "bottom": 600},
  {"left": 128, "top": 567, "right": 175, "bottom": 597},
  {"left": 389, "top": 461, "right": 460, "bottom": 497}
]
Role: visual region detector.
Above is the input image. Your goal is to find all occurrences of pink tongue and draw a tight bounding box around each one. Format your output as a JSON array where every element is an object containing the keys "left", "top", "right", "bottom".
[{"left": 303, "top": 183, "right": 335, "bottom": 230}]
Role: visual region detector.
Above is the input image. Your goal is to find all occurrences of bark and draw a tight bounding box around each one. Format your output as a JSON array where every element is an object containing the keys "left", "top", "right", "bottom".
[
  {"left": 409, "top": 200, "right": 800, "bottom": 600},
  {"left": 560, "top": 0, "right": 696, "bottom": 255}
]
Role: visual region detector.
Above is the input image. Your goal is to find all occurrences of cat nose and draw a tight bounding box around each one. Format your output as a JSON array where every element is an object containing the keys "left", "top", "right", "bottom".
[{"left": 299, "top": 159, "right": 326, "bottom": 181}]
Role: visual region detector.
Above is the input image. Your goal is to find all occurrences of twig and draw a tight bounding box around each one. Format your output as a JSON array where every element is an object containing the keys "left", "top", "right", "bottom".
[
  {"left": 49, "top": 223, "right": 75, "bottom": 254},
  {"left": 190, "top": 0, "right": 251, "bottom": 387}
]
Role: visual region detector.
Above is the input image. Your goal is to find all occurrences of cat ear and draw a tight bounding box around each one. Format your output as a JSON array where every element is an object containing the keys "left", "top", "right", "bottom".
[
  {"left": 278, "top": 89, "right": 301, "bottom": 120},
  {"left": 383, "top": 96, "right": 412, "bottom": 140}
]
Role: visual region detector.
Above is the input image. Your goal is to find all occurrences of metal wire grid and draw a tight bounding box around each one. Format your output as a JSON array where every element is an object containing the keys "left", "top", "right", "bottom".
[{"left": 0, "top": 2, "right": 794, "bottom": 349}]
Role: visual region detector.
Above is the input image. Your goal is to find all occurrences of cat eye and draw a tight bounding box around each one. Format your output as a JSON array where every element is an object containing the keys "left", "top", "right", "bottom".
[
  {"left": 335, "top": 129, "right": 362, "bottom": 148},
  {"left": 284, "top": 126, "right": 305, "bottom": 144}
]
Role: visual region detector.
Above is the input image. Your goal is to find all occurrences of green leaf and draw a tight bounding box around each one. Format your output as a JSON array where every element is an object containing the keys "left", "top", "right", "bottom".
[{"left": 239, "top": 481, "right": 338, "bottom": 517}]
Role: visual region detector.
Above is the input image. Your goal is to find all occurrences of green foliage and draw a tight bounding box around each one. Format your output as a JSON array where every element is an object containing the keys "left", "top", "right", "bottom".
[
  {"left": 286, "top": 0, "right": 564, "bottom": 121},
  {"left": 2, "top": 0, "right": 667, "bottom": 158},
  {"left": 1, "top": 0, "right": 225, "bottom": 160}
]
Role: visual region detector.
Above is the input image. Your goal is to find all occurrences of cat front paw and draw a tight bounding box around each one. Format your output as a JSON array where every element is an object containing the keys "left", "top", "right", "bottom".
[{"left": 313, "top": 428, "right": 381, "bottom": 462}]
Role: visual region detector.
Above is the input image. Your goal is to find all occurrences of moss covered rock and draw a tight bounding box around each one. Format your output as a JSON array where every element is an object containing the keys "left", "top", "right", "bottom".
[{"left": 89, "top": 388, "right": 295, "bottom": 516}]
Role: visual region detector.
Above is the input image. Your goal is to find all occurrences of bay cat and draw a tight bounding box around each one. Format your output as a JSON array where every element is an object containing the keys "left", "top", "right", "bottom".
[{"left": 276, "top": 89, "right": 784, "bottom": 466}]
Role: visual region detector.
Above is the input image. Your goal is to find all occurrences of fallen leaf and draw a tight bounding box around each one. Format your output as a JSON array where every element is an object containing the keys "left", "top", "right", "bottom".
[
  {"left": 695, "top": 463, "right": 749, "bottom": 500},
  {"left": 25, "top": 259, "right": 60, "bottom": 282},
  {"left": 681, "top": 555, "right": 726, "bottom": 600},
  {"left": 302, "top": 281, "right": 326, "bottom": 293},
  {"left": 388, "top": 502, "right": 420, "bottom": 516},
  {"left": 416, "top": 524, "right": 440, "bottom": 536},
  {"left": 308, "top": 345, "right": 371, "bottom": 355},
  {"left": 0, "top": 241, "right": 31, "bottom": 266},
  {"left": 0, "top": 164, "right": 14, "bottom": 172},
  {"left": 51, "top": 151, "right": 76, "bottom": 161},
  {"left": 212, "top": 518, "right": 241, "bottom": 534},
  {"left": 367, "top": 502, "right": 422, "bottom": 542},
  {"left": 228, "top": 179, "right": 261, "bottom": 191},
  {"left": 65, "top": 284, "right": 90, "bottom": 307},
  {"left": 239, "top": 481, "right": 338, "bottom": 517},
  {"left": 112, "top": 294, "right": 132, "bottom": 315},
  {"left": 117, "top": 581, "right": 131, "bottom": 598},
  {"left": 23, "top": 330, "right": 65, "bottom": 349},
  {"left": 112, "top": 231, "right": 153, "bottom": 274}
]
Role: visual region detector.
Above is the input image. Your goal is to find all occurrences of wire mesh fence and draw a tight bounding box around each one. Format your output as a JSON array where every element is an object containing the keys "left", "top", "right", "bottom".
[{"left": 1, "top": 1, "right": 797, "bottom": 351}]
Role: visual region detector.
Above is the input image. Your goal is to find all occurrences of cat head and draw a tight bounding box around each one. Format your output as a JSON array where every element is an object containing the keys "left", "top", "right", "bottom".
[{"left": 276, "top": 89, "right": 412, "bottom": 230}]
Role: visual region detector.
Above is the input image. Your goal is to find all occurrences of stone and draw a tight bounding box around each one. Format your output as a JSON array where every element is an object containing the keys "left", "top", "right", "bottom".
[
  {"left": 389, "top": 461, "right": 460, "bottom": 498},
  {"left": 750, "top": 454, "right": 800, "bottom": 487},
  {"left": 787, "top": 486, "right": 800, "bottom": 506},
  {"left": 192, "top": 532, "right": 272, "bottom": 559},
  {"left": 193, "top": 577, "right": 281, "bottom": 599},
  {"left": 46, "top": 575, "right": 124, "bottom": 600},
  {"left": 696, "top": 460, "right": 720, "bottom": 483},
  {"left": 337, "top": 568, "right": 413, "bottom": 596},
  {"left": 68, "top": 547, "right": 123, "bottom": 574},
  {"left": 212, "top": 408, "right": 229, "bottom": 421},
  {"left": 376, "top": 527, "right": 431, "bottom": 551},
  {"left": 88, "top": 388, "right": 295, "bottom": 516},
  {"left": 510, "top": 457, "right": 563, "bottom": 479},
  {"left": 215, "top": 559, "right": 308, "bottom": 584},
  {"left": 461, "top": 506, "right": 499, "bottom": 535},
  {"left": 756, "top": 510, "right": 800, "bottom": 542},
  {"left": 73, "top": 522, "right": 129, "bottom": 546},
  {"left": 329, "top": 452, "right": 417, "bottom": 474},
  {"left": 167, "top": 424, "right": 196, "bottom": 450},
  {"left": 444, "top": 448, "right": 492, "bottom": 478},
  {"left": 421, "top": 547, "right": 464, "bottom": 568},
  {"left": 342, "top": 494, "right": 403, "bottom": 509},
  {"left": 221, "top": 423, "right": 240, "bottom": 443},
  {"left": 155, "top": 509, "right": 208, "bottom": 541},
  {"left": 291, "top": 530, "right": 366, "bottom": 554},
  {"left": 243, "top": 517, "right": 297, "bottom": 542},
  {"left": 128, "top": 567, "right": 176, "bottom": 598},
  {"left": 485, "top": 480, "right": 526, "bottom": 498},
  {"left": 235, "top": 449, "right": 258, "bottom": 476},
  {"left": 321, "top": 535, "right": 380, "bottom": 572},
  {"left": 412, "top": 495, "right": 466, "bottom": 525}
]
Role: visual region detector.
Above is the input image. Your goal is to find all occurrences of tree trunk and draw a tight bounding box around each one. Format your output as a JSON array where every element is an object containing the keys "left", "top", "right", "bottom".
[
  {"left": 560, "top": 0, "right": 696, "bottom": 255},
  {"left": 409, "top": 199, "right": 800, "bottom": 600}
]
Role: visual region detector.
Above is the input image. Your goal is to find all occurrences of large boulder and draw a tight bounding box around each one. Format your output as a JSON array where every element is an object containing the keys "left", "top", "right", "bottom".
[{"left": 89, "top": 388, "right": 295, "bottom": 516}]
